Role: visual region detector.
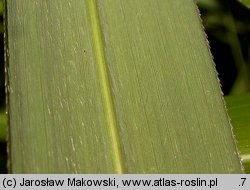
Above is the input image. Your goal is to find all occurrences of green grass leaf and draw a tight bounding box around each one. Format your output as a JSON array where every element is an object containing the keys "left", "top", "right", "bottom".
[
  {"left": 0, "top": 0, "right": 3, "bottom": 16},
  {"left": 238, "top": 0, "right": 250, "bottom": 8},
  {"left": 225, "top": 94, "right": 250, "bottom": 173},
  {"left": 0, "top": 110, "right": 6, "bottom": 141},
  {"left": 6, "top": 0, "right": 243, "bottom": 173}
]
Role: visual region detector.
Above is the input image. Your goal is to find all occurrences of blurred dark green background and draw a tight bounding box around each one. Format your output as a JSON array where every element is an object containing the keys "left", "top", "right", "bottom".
[{"left": 0, "top": 0, "right": 250, "bottom": 173}]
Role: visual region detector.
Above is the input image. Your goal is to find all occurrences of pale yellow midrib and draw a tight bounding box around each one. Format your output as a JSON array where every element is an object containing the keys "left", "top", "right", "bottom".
[{"left": 86, "top": 0, "right": 125, "bottom": 173}]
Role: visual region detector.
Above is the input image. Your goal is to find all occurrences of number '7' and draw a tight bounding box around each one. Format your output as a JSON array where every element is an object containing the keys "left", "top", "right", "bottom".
[{"left": 241, "top": 178, "right": 246, "bottom": 186}]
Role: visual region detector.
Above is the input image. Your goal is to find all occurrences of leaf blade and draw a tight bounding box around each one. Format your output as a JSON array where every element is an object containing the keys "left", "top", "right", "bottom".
[
  {"left": 96, "top": 0, "right": 243, "bottom": 173},
  {"left": 6, "top": 0, "right": 243, "bottom": 173},
  {"left": 7, "top": 0, "right": 117, "bottom": 173}
]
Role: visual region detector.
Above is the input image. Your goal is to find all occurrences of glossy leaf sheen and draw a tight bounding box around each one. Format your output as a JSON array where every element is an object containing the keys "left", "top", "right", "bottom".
[{"left": 6, "top": 0, "right": 243, "bottom": 173}]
